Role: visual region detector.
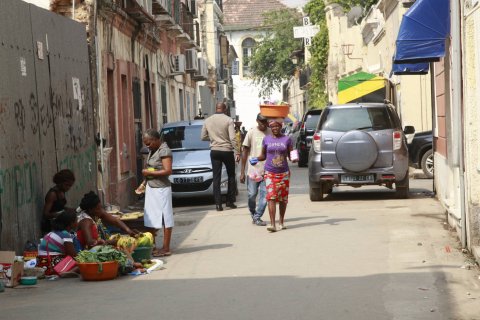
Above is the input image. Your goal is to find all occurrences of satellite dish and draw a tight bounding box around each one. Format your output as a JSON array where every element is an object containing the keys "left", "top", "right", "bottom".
[{"left": 347, "top": 6, "right": 363, "bottom": 25}]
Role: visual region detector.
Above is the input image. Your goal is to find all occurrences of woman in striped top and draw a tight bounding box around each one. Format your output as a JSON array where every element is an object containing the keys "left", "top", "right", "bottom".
[{"left": 37, "top": 211, "right": 78, "bottom": 275}]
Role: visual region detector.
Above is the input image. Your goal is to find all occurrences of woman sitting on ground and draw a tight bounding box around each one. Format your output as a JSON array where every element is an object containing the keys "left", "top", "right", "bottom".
[
  {"left": 37, "top": 211, "right": 79, "bottom": 275},
  {"left": 41, "top": 169, "right": 76, "bottom": 235},
  {"left": 76, "top": 191, "right": 139, "bottom": 249}
]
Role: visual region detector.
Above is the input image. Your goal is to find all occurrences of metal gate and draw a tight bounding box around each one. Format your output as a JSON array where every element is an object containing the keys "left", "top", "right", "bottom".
[{"left": 0, "top": 0, "right": 95, "bottom": 252}]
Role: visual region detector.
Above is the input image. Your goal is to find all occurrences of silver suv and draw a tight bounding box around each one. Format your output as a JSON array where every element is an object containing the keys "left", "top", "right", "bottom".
[{"left": 308, "top": 103, "right": 415, "bottom": 201}]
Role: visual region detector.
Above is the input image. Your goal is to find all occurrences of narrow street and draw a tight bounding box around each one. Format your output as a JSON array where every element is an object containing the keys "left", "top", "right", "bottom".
[{"left": 2, "top": 166, "right": 479, "bottom": 319}]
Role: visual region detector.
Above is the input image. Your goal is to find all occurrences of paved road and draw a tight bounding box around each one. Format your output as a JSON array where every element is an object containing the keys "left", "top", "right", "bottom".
[{"left": 1, "top": 166, "right": 479, "bottom": 320}]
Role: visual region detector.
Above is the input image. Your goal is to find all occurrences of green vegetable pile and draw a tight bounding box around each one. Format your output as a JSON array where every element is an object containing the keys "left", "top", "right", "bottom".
[{"left": 75, "top": 245, "right": 127, "bottom": 268}]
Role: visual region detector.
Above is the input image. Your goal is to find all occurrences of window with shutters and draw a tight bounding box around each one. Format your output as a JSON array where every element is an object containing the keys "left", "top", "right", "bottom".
[{"left": 242, "top": 37, "right": 256, "bottom": 77}]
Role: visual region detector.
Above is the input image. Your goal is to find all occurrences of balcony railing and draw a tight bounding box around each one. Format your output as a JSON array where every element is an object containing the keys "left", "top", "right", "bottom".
[
  {"left": 173, "top": 0, "right": 180, "bottom": 25},
  {"left": 180, "top": 2, "right": 194, "bottom": 40},
  {"left": 124, "top": 0, "right": 155, "bottom": 23},
  {"left": 152, "top": 0, "right": 171, "bottom": 15},
  {"left": 194, "top": 21, "right": 200, "bottom": 47},
  {"left": 215, "top": 0, "right": 223, "bottom": 11}
]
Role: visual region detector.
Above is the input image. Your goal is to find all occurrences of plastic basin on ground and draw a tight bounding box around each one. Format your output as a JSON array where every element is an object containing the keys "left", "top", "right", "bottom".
[{"left": 78, "top": 261, "right": 118, "bottom": 281}]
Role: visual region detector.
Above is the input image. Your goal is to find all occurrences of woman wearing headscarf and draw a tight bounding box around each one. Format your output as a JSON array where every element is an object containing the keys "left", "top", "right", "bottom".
[
  {"left": 76, "top": 191, "right": 138, "bottom": 249},
  {"left": 254, "top": 118, "right": 297, "bottom": 232},
  {"left": 136, "top": 128, "right": 174, "bottom": 257}
]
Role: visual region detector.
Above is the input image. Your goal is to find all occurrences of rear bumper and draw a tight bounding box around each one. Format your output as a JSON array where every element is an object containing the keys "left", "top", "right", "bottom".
[
  {"left": 308, "top": 154, "right": 408, "bottom": 185},
  {"left": 170, "top": 171, "right": 228, "bottom": 198}
]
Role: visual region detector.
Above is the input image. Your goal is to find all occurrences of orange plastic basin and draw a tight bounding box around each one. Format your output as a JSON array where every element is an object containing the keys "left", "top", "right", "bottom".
[
  {"left": 259, "top": 104, "right": 289, "bottom": 118},
  {"left": 78, "top": 261, "right": 118, "bottom": 281}
]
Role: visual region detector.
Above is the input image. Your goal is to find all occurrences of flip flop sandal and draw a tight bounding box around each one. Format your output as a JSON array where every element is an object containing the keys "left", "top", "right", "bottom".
[
  {"left": 267, "top": 225, "right": 277, "bottom": 232},
  {"left": 153, "top": 251, "right": 172, "bottom": 257}
]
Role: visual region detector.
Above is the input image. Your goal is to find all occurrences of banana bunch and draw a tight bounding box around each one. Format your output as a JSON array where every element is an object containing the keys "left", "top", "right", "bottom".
[
  {"left": 109, "top": 233, "right": 121, "bottom": 241},
  {"left": 141, "top": 259, "right": 155, "bottom": 269},
  {"left": 119, "top": 211, "right": 144, "bottom": 220},
  {"left": 116, "top": 235, "right": 138, "bottom": 253},
  {"left": 136, "top": 232, "right": 154, "bottom": 247}
]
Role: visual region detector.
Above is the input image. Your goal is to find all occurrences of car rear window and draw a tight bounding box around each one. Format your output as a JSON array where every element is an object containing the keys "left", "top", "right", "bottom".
[
  {"left": 319, "top": 107, "right": 393, "bottom": 132},
  {"left": 161, "top": 125, "right": 210, "bottom": 151},
  {"left": 304, "top": 114, "right": 321, "bottom": 129}
]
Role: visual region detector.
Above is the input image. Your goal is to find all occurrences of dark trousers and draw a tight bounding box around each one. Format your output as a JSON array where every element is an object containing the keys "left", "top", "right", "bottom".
[{"left": 210, "top": 150, "right": 236, "bottom": 205}]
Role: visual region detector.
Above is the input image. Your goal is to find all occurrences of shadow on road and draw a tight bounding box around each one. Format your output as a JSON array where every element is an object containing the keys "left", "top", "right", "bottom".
[
  {"left": 3, "top": 271, "right": 470, "bottom": 319},
  {"left": 173, "top": 243, "right": 233, "bottom": 255},
  {"left": 319, "top": 187, "right": 434, "bottom": 202},
  {"left": 283, "top": 215, "right": 327, "bottom": 222},
  {"left": 286, "top": 218, "right": 357, "bottom": 229}
]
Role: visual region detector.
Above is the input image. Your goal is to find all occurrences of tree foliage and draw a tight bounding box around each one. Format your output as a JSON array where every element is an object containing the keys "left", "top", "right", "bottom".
[
  {"left": 249, "top": 1, "right": 377, "bottom": 102},
  {"left": 304, "top": 0, "right": 329, "bottom": 108},
  {"left": 329, "top": 0, "right": 378, "bottom": 12},
  {"left": 249, "top": 9, "right": 303, "bottom": 98},
  {"left": 305, "top": 0, "right": 377, "bottom": 108}
]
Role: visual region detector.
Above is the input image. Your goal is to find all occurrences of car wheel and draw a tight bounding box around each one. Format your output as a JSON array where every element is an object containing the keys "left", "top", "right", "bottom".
[
  {"left": 309, "top": 183, "right": 324, "bottom": 201},
  {"left": 297, "top": 150, "right": 307, "bottom": 167},
  {"left": 395, "top": 172, "right": 410, "bottom": 199},
  {"left": 420, "top": 149, "right": 434, "bottom": 179}
]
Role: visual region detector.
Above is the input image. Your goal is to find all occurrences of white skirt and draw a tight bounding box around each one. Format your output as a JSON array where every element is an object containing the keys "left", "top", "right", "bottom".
[{"left": 144, "top": 185, "right": 174, "bottom": 229}]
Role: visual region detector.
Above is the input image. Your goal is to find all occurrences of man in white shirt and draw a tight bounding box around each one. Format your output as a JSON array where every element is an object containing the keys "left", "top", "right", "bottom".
[{"left": 240, "top": 113, "right": 271, "bottom": 226}]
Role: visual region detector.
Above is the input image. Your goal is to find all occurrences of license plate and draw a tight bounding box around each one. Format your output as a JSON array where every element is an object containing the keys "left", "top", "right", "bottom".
[
  {"left": 174, "top": 176, "right": 204, "bottom": 184},
  {"left": 341, "top": 174, "right": 374, "bottom": 183}
]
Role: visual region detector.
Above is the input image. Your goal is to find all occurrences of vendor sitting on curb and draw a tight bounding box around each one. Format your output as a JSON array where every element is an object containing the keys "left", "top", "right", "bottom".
[{"left": 76, "top": 191, "right": 139, "bottom": 249}]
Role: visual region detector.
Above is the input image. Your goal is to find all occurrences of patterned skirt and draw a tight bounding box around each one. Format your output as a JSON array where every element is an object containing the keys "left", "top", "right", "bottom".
[{"left": 264, "top": 171, "right": 290, "bottom": 203}]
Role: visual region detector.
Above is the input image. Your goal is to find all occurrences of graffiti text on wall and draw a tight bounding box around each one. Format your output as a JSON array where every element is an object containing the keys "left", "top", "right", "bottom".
[
  {"left": 58, "top": 144, "right": 96, "bottom": 192},
  {"left": 0, "top": 161, "right": 38, "bottom": 213},
  {"left": 0, "top": 145, "right": 96, "bottom": 216},
  {"left": 4, "top": 85, "right": 92, "bottom": 152}
]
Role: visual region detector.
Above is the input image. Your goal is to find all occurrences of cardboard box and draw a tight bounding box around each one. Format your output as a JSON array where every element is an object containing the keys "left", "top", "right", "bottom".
[{"left": 0, "top": 251, "right": 24, "bottom": 287}]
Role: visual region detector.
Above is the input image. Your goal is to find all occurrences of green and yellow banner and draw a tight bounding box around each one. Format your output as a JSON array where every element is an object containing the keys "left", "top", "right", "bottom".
[{"left": 338, "top": 72, "right": 386, "bottom": 104}]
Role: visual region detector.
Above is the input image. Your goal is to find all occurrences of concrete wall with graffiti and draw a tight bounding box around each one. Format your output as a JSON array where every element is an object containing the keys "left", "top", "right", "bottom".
[{"left": 0, "top": 0, "right": 96, "bottom": 253}]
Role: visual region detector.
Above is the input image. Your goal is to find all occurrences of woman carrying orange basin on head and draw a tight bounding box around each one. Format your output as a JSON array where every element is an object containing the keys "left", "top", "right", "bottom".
[{"left": 252, "top": 118, "right": 298, "bottom": 232}]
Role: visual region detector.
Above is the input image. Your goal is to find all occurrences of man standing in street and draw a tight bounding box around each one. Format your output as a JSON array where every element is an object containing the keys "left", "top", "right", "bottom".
[
  {"left": 240, "top": 113, "right": 271, "bottom": 226},
  {"left": 201, "top": 102, "right": 239, "bottom": 211}
]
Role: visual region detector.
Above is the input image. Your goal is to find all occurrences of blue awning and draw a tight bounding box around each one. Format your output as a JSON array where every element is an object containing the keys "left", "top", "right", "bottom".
[
  {"left": 392, "top": 61, "right": 429, "bottom": 75},
  {"left": 393, "top": 0, "right": 450, "bottom": 63}
]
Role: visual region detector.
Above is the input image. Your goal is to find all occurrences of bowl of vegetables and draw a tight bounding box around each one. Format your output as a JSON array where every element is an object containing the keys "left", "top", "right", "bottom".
[{"left": 75, "top": 245, "right": 126, "bottom": 281}]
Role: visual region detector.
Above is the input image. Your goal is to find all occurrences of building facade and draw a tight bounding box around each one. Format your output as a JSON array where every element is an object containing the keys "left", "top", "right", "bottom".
[
  {"left": 324, "top": 1, "right": 432, "bottom": 133},
  {"left": 51, "top": 0, "right": 201, "bottom": 207},
  {"left": 223, "top": 0, "right": 285, "bottom": 130}
]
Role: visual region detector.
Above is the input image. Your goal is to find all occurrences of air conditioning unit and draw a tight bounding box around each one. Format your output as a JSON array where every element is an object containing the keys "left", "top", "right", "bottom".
[
  {"left": 193, "top": 57, "right": 208, "bottom": 80},
  {"left": 222, "top": 68, "right": 230, "bottom": 81},
  {"left": 185, "top": 49, "right": 199, "bottom": 73},
  {"left": 169, "top": 54, "right": 186, "bottom": 75}
]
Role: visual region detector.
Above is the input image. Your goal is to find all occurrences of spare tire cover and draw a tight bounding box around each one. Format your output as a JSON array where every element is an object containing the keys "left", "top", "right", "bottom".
[{"left": 336, "top": 130, "right": 378, "bottom": 172}]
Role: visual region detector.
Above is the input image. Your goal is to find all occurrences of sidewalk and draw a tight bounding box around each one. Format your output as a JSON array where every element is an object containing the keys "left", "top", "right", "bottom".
[{"left": 1, "top": 172, "right": 479, "bottom": 319}]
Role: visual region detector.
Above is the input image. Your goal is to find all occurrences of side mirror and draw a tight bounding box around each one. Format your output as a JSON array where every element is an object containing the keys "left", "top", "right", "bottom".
[{"left": 404, "top": 125, "right": 415, "bottom": 135}]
